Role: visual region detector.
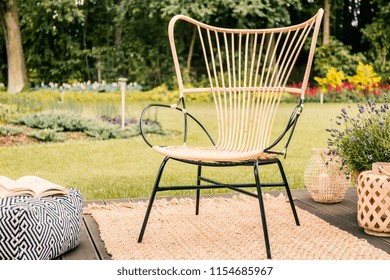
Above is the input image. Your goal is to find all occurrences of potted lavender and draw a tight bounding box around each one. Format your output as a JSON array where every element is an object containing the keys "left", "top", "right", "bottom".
[
  {"left": 327, "top": 97, "right": 390, "bottom": 176},
  {"left": 327, "top": 97, "right": 390, "bottom": 236}
]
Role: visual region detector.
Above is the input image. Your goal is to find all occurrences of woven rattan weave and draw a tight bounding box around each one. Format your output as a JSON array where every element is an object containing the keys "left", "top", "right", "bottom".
[
  {"left": 357, "top": 168, "right": 390, "bottom": 237},
  {"left": 304, "top": 148, "right": 350, "bottom": 203}
]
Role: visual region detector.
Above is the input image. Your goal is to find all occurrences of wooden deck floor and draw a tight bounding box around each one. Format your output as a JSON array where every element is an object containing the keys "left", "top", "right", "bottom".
[{"left": 59, "top": 187, "right": 390, "bottom": 260}]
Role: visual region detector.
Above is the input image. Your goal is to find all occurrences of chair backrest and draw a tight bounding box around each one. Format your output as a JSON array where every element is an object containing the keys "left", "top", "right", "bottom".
[{"left": 169, "top": 9, "right": 324, "bottom": 152}]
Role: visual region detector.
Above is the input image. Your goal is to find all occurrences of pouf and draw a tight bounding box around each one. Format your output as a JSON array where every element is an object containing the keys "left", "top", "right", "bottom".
[{"left": 0, "top": 188, "right": 83, "bottom": 260}]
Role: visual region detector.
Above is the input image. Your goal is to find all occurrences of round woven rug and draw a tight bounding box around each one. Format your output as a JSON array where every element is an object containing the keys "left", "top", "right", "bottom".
[{"left": 85, "top": 194, "right": 390, "bottom": 260}]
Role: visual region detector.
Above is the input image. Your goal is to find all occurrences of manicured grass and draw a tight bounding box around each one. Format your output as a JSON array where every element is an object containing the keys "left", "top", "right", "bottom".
[{"left": 0, "top": 102, "right": 346, "bottom": 200}]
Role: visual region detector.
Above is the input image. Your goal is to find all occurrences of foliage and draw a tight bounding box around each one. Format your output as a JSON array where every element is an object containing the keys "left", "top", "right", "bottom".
[
  {"left": 313, "top": 37, "right": 366, "bottom": 78},
  {"left": 327, "top": 97, "right": 390, "bottom": 174},
  {"left": 311, "top": 62, "right": 387, "bottom": 102},
  {"left": 0, "top": 0, "right": 307, "bottom": 90},
  {"left": 99, "top": 115, "right": 164, "bottom": 135},
  {"left": 27, "top": 129, "right": 65, "bottom": 142},
  {"left": 0, "top": 125, "right": 23, "bottom": 136},
  {"left": 0, "top": 103, "right": 18, "bottom": 122},
  {"left": 0, "top": 0, "right": 388, "bottom": 92},
  {"left": 314, "top": 67, "right": 346, "bottom": 92},
  {"left": 361, "top": 0, "right": 390, "bottom": 82},
  {"left": 100, "top": 115, "right": 137, "bottom": 126},
  {"left": 33, "top": 81, "right": 142, "bottom": 92},
  {"left": 13, "top": 112, "right": 91, "bottom": 132},
  {"left": 12, "top": 111, "right": 165, "bottom": 142},
  {"left": 153, "top": 0, "right": 302, "bottom": 28},
  {"left": 347, "top": 62, "right": 382, "bottom": 91},
  {"left": 83, "top": 124, "right": 138, "bottom": 141},
  {"left": 19, "top": 0, "right": 85, "bottom": 84},
  {"left": 0, "top": 90, "right": 61, "bottom": 117}
]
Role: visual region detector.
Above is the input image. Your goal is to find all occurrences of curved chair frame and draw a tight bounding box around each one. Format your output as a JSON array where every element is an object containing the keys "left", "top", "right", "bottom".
[{"left": 138, "top": 9, "right": 324, "bottom": 259}]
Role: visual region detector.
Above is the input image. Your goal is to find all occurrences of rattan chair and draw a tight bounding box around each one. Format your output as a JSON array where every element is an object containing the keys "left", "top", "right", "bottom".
[{"left": 138, "top": 9, "right": 324, "bottom": 259}]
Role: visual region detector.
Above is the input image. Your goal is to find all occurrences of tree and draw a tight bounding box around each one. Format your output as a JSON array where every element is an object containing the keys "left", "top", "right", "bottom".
[
  {"left": 19, "top": 0, "right": 85, "bottom": 85},
  {"left": 0, "top": 0, "right": 27, "bottom": 93},
  {"left": 313, "top": 37, "right": 365, "bottom": 77},
  {"left": 150, "top": 0, "right": 302, "bottom": 85},
  {"left": 323, "top": 0, "right": 330, "bottom": 45},
  {"left": 0, "top": 0, "right": 383, "bottom": 90},
  {"left": 361, "top": 0, "right": 390, "bottom": 81}
]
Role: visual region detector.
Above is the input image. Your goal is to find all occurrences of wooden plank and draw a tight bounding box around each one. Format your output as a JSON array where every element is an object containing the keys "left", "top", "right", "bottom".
[
  {"left": 60, "top": 218, "right": 100, "bottom": 260},
  {"left": 294, "top": 200, "right": 390, "bottom": 254},
  {"left": 344, "top": 187, "right": 358, "bottom": 200},
  {"left": 83, "top": 214, "right": 112, "bottom": 260},
  {"left": 293, "top": 190, "right": 358, "bottom": 226},
  {"left": 337, "top": 187, "right": 358, "bottom": 211},
  {"left": 294, "top": 188, "right": 390, "bottom": 247},
  {"left": 337, "top": 196, "right": 358, "bottom": 213}
]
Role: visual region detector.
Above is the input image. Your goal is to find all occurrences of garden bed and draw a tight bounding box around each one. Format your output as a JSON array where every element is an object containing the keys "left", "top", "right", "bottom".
[
  {"left": 0, "top": 132, "right": 35, "bottom": 147},
  {"left": 0, "top": 127, "right": 92, "bottom": 147},
  {"left": 0, "top": 112, "right": 165, "bottom": 147}
]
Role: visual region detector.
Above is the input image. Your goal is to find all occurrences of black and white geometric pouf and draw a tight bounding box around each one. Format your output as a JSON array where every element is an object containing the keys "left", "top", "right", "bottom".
[{"left": 0, "top": 188, "right": 83, "bottom": 260}]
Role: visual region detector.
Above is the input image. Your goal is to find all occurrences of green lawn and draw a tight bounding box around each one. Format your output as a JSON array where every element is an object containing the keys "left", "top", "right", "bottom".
[{"left": 0, "top": 102, "right": 346, "bottom": 200}]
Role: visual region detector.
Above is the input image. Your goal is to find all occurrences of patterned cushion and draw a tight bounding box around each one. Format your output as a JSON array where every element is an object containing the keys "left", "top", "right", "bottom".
[{"left": 0, "top": 189, "right": 83, "bottom": 260}]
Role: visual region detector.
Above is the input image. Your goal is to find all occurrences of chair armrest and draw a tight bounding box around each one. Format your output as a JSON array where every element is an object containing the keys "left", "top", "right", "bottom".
[
  {"left": 264, "top": 100, "right": 304, "bottom": 158},
  {"left": 139, "top": 101, "right": 215, "bottom": 148}
]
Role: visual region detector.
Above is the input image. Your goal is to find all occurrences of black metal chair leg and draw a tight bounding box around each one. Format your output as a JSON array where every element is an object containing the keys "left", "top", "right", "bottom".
[
  {"left": 254, "top": 160, "right": 272, "bottom": 259},
  {"left": 276, "top": 159, "right": 300, "bottom": 226},
  {"left": 138, "top": 157, "right": 170, "bottom": 243},
  {"left": 195, "top": 165, "right": 202, "bottom": 215}
]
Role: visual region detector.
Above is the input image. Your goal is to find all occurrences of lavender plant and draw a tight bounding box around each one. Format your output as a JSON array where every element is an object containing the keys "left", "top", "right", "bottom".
[{"left": 327, "top": 96, "right": 390, "bottom": 174}]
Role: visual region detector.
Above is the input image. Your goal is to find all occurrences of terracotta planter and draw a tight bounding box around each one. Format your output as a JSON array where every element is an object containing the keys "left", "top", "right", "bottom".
[{"left": 304, "top": 148, "right": 350, "bottom": 203}]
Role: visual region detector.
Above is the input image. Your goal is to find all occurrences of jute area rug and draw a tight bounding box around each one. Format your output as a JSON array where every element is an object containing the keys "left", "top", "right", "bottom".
[{"left": 85, "top": 194, "right": 390, "bottom": 260}]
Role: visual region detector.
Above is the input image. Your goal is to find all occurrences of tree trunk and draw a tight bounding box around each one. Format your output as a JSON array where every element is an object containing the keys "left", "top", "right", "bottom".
[
  {"left": 0, "top": 0, "right": 28, "bottom": 93},
  {"left": 323, "top": 0, "right": 330, "bottom": 45},
  {"left": 97, "top": 51, "right": 102, "bottom": 83}
]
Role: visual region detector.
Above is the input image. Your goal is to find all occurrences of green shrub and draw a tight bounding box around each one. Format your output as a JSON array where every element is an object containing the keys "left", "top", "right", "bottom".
[
  {"left": 14, "top": 112, "right": 92, "bottom": 131},
  {"left": 0, "top": 104, "right": 19, "bottom": 123},
  {"left": 14, "top": 111, "right": 166, "bottom": 142},
  {"left": 0, "top": 126, "right": 24, "bottom": 136},
  {"left": 0, "top": 91, "right": 61, "bottom": 113},
  {"left": 314, "top": 37, "right": 366, "bottom": 77},
  {"left": 83, "top": 122, "right": 140, "bottom": 140},
  {"left": 28, "top": 129, "right": 65, "bottom": 142}
]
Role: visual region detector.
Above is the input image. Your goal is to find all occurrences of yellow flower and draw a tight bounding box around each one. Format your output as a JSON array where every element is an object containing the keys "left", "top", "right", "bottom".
[
  {"left": 314, "top": 67, "right": 346, "bottom": 93},
  {"left": 347, "top": 61, "right": 381, "bottom": 90}
]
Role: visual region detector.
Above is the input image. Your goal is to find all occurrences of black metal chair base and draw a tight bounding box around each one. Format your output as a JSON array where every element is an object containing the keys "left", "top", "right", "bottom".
[{"left": 137, "top": 156, "right": 300, "bottom": 260}]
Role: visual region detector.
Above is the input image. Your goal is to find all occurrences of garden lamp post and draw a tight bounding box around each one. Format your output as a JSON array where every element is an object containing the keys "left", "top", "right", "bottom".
[{"left": 119, "top": 78, "right": 128, "bottom": 130}]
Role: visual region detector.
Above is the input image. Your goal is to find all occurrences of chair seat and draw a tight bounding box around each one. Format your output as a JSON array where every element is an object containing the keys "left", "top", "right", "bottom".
[{"left": 153, "top": 145, "right": 277, "bottom": 162}]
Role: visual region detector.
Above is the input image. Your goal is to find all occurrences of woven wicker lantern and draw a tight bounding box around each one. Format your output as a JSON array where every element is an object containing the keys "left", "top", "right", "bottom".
[
  {"left": 357, "top": 163, "right": 390, "bottom": 237},
  {"left": 304, "top": 148, "right": 350, "bottom": 203}
]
